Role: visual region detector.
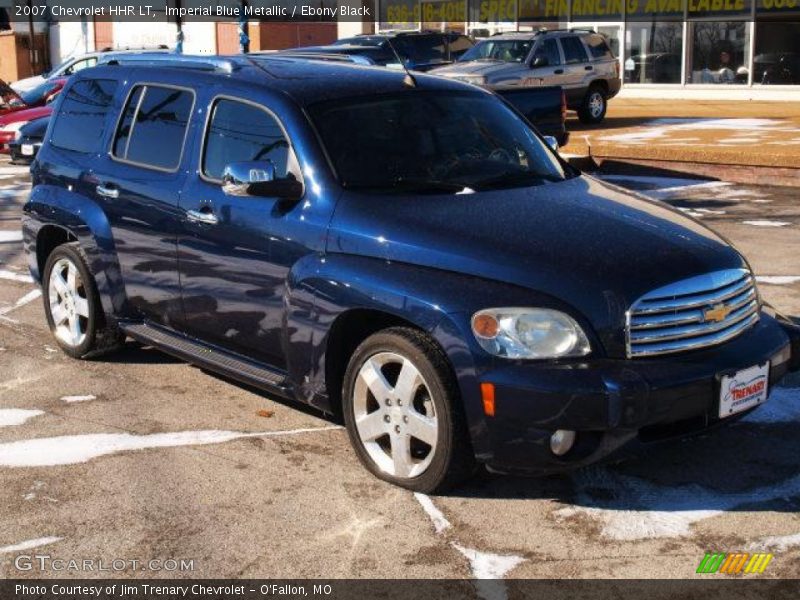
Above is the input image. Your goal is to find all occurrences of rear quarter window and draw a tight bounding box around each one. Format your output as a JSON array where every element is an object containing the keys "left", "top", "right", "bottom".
[
  {"left": 50, "top": 79, "right": 118, "bottom": 154},
  {"left": 585, "top": 34, "right": 613, "bottom": 59},
  {"left": 111, "top": 84, "right": 194, "bottom": 171}
]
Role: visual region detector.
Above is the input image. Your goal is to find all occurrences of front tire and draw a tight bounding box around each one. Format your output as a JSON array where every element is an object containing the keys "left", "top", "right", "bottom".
[
  {"left": 342, "top": 327, "right": 475, "bottom": 493},
  {"left": 578, "top": 86, "right": 607, "bottom": 124},
  {"left": 42, "top": 242, "right": 124, "bottom": 359}
]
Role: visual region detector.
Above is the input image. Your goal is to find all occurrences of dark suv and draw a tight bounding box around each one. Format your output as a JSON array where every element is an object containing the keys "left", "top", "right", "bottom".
[
  {"left": 432, "top": 29, "right": 621, "bottom": 123},
  {"left": 288, "top": 31, "right": 474, "bottom": 71},
  {"left": 23, "top": 56, "right": 799, "bottom": 492}
]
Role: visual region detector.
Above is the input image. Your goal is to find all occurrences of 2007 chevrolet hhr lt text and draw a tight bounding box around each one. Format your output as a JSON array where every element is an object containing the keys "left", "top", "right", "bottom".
[{"left": 23, "top": 55, "right": 800, "bottom": 492}]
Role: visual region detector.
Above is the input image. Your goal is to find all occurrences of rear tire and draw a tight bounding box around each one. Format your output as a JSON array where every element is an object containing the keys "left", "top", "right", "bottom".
[
  {"left": 42, "top": 242, "right": 124, "bottom": 359},
  {"left": 578, "top": 85, "right": 607, "bottom": 124},
  {"left": 342, "top": 327, "right": 475, "bottom": 493}
]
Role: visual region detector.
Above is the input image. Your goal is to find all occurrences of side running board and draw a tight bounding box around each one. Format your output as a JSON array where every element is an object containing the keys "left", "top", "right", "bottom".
[{"left": 121, "top": 322, "right": 291, "bottom": 395}]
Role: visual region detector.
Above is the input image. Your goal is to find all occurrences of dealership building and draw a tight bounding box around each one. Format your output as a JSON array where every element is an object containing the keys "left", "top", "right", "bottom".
[{"left": 377, "top": 0, "right": 800, "bottom": 98}]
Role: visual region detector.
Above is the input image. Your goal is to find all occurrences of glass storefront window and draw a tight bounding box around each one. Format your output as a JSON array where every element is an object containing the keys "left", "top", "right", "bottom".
[
  {"left": 379, "top": 0, "right": 419, "bottom": 31},
  {"left": 753, "top": 20, "right": 800, "bottom": 85},
  {"left": 687, "top": 21, "right": 750, "bottom": 84},
  {"left": 625, "top": 22, "right": 683, "bottom": 84}
]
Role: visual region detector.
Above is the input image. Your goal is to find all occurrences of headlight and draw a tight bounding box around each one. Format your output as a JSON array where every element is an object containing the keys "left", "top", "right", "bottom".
[{"left": 471, "top": 308, "right": 591, "bottom": 359}]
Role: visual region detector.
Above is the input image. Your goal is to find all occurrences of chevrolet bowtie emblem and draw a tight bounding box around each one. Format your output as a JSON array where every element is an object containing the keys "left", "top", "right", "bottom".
[{"left": 704, "top": 303, "right": 733, "bottom": 323}]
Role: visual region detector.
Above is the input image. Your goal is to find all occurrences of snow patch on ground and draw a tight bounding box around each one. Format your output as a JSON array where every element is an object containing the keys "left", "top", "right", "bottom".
[
  {"left": 0, "top": 426, "right": 342, "bottom": 468},
  {"left": 0, "top": 231, "right": 23, "bottom": 243},
  {"left": 749, "top": 532, "right": 800, "bottom": 552},
  {"left": 0, "top": 269, "right": 33, "bottom": 283},
  {"left": 0, "top": 537, "right": 62, "bottom": 554},
  {"left": 414, "top": 493, "right": 452, "bottom": 534},
  {"left": 742, "top": 220, "right": 790, "bottom": 227},
  {"left": 756, "top": 275, "right": 800, "bottom": 286},
  {"left": 0, "top": 409, "right": 44, "bottom": 428},
  {"left": 556, "top": 385, "right": 800, "bottom": 541},
  {"left": 60, "top": 395, "right": 97, "bottom": 404},
  {"left": 600, "top": 118, "right": 797, "bottom": 145},
  {"left": 453, "top": 542, "right": 526, "bottom": 579}
]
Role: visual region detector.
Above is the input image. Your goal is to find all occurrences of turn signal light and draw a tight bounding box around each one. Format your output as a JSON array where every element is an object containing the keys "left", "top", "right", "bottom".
[{"left": 480, "top": 382, "right": 495, "bottom": 417}]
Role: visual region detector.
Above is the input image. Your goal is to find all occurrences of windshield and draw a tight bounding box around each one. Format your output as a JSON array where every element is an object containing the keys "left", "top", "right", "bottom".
[
  {"left": 20, "top": 80, "right": 60, "bottom": 105},
  {"left": 459, "top": 40, "right": 533, "bottom": 63},
  {"left": 308, "top": 90, "right": 569, "bottom": 193}
]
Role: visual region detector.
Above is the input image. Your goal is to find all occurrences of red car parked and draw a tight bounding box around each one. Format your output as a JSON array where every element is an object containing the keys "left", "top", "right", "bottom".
[{"left": 0, "top": 78, "right": 66, "bottom": 153}]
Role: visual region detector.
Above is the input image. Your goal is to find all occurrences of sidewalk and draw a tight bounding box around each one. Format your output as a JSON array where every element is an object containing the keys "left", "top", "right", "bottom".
[{"left": 562, "top": 98, "right": 800, "bottom": 183}]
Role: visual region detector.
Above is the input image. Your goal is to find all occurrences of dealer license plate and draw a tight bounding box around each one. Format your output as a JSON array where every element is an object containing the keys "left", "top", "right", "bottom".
[
  {"left": 21, "top": 144, "right": 34, "bottom": 156},
  {"left": 719, "top": 362, "right": 769, "bottom": 418}
]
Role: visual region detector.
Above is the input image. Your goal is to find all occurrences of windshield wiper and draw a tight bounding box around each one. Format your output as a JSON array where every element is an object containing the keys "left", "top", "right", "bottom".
[{"left": 470, "top": 171, "right": 559, "bottom": 190}]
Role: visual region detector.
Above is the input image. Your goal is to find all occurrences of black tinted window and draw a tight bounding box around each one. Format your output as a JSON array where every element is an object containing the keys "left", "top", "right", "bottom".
[
  {"left": 396, "top": 35, "right": 447, "bottom": 62},
  {"left": 51, "top": 79, "right": 118, "bottom": 153},
  {"left": 112, "top": 84, "right": 193, "bottom": 170},
  {"left": 585, "top": 34, "right": 613, "bottom": 59},
  {"left": 560, "top": 36, "right": 588, "bottom": 64},
  {"left": 202, "top": 99, "right": 290, "bottom": 181},
  {"left": 534, "top": 39, "right": 562, "bottom": 66}
]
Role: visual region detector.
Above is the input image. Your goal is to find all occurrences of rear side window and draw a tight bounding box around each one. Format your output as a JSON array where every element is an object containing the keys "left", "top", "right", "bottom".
[
  {"left": 448, "top": 35, "right": 473, "bottom": 59},
  {"left": 585, "top": 34, "right": 613, "bottom": 59},
  {"left": 51, "top": 79, "right": 118, "bottom": 154},
  {"left": 534, "top": 38, "right": 562, "bottom": 66},
  {"left": 112, "top": 84, "right": 194, "bottom": 171},
  {"left": 560, "top": 36, "right": 589, "bottom": 64},
  {"left": 202, "top": 98, "right": 290, "bottom": 181}
]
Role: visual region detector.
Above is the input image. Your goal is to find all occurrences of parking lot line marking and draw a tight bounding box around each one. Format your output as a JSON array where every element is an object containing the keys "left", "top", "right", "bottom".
[
  {"left": 0, "top": 426, "right": 343, "bottom": 468},
  {"left": 0, "top": 269, "right": 34, "bottom": 283},
  {"left": 0, "top": 536, "right": 62, "bottom": 554},
  {"left": 60, "top": 395, "right": 97, "bottom": 403},
  {"left": 414, "top": 492, "right": 452, "bottom": 534},
  {"left": 756, "top": 275, "right": 800, "bottom": 285},
  {"left": 0, "top": 289, "right": 41, "bottom": 318}
]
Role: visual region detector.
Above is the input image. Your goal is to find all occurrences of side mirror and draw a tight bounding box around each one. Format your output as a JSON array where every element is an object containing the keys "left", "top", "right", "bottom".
[
  {"left": 531, "top": 56, "right": 548, "bottom": 68},
  {"left": 543, "top": 136, "right": 559, "bottom": 152},
  {"left": 222, "top": 160, "right": 303, "bottom": 200}
]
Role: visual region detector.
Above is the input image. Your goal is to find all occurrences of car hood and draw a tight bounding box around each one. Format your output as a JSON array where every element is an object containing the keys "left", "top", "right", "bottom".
[
  {"left": 431, "top": 60, "right": 526, "bottom": 78},
  {"left": 327, "top": 175, "right": 746, "bottom": 356},
  {"left": 10, "top": 75, "right": 45, "bottom": 94}
]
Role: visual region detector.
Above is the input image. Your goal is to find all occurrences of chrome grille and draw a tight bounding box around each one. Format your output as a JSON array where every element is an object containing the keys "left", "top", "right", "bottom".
[{"left": 626, "top": 269, "right": 760, "bottom": 358}]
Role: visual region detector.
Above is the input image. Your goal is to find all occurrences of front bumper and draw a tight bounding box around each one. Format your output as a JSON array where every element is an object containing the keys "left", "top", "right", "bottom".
[{"left": 478, "top": 313, "right": 798, "bottom": 475}]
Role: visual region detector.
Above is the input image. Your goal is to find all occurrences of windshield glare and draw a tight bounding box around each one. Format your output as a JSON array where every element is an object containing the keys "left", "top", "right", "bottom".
[
  {"left": 459, "top": 40, "right": 533, "bottom": 63},
  {"left": 309, "top": 91, "right": 568, "bottom": 193}
]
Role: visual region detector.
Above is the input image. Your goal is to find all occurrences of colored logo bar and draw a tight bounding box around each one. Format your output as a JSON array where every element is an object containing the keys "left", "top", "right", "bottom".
[{"left": 696, "top": 552, "right": 773, "bottom": 574}]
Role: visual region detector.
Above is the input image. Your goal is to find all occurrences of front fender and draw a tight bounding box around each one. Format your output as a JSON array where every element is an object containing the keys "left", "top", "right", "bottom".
[
  {"left": 289, "top": 253, "right": 566, "bottom": 455},
  {"left": 23, "top": 184, "right": 124, "bottom": 318}
]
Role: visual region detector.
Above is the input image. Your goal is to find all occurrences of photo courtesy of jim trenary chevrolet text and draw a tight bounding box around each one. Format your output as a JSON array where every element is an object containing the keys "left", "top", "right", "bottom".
[{"left": 0, "top": 0, "right": 799, "bottom": 598}]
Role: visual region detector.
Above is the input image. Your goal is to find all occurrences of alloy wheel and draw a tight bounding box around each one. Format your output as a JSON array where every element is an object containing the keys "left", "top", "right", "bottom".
[
  {"left": 352, "top": 352, "right": 439, "bottom": 479},
  {"left": 589, "top": 92, "right": 605, "bottom": 119},
  {"left": 48, "top": 257, "right": 89, "bottom": 347}
]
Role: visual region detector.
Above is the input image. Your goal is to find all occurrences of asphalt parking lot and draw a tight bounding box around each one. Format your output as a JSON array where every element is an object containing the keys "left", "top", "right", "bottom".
[{"left": 1, "top": 159, "right": 799, "bottom": 587}]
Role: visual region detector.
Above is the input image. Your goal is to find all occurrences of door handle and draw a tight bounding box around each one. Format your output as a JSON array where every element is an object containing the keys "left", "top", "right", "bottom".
[
  {"left": 585, "top": 65, "right": 594, "bottom": 71},
  {"left": 96, "top": 184, "right": 119, "bottom": 199},
  {"left": 186, "top": 208, "right": 219, "bottom": 225},
  {"left": 554, "top": 69, "right": 564, "bottom": 74}
]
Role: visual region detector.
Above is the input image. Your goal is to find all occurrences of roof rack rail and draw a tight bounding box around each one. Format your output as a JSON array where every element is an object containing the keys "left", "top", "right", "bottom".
[
  {"left": 99, "top": 53, "right": 238, "bottom": 73},
  {"left": 261, "top": 51, "right": 375, "bottom": 66},
  {"left": 535, "top": 27, "right": 595, "bottom": 35}
]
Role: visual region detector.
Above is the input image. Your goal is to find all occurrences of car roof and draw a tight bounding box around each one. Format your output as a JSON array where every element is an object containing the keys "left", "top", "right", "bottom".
[
  {"left": 487, "top": 29, "right": 593, "bottom": 41},
  {"left": 84, "top": 55, "right": 485, "bottom": 107}
]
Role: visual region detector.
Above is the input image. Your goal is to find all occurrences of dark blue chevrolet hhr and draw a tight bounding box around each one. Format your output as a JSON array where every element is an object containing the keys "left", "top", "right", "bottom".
[{"left": 22, "top": 55, "right": 800, "bottom": 492}]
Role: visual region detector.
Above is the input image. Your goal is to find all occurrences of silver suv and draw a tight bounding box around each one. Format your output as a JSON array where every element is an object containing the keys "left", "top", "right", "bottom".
[{"left": 431, "top": 29, "right": 621, "bottom": 124}]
